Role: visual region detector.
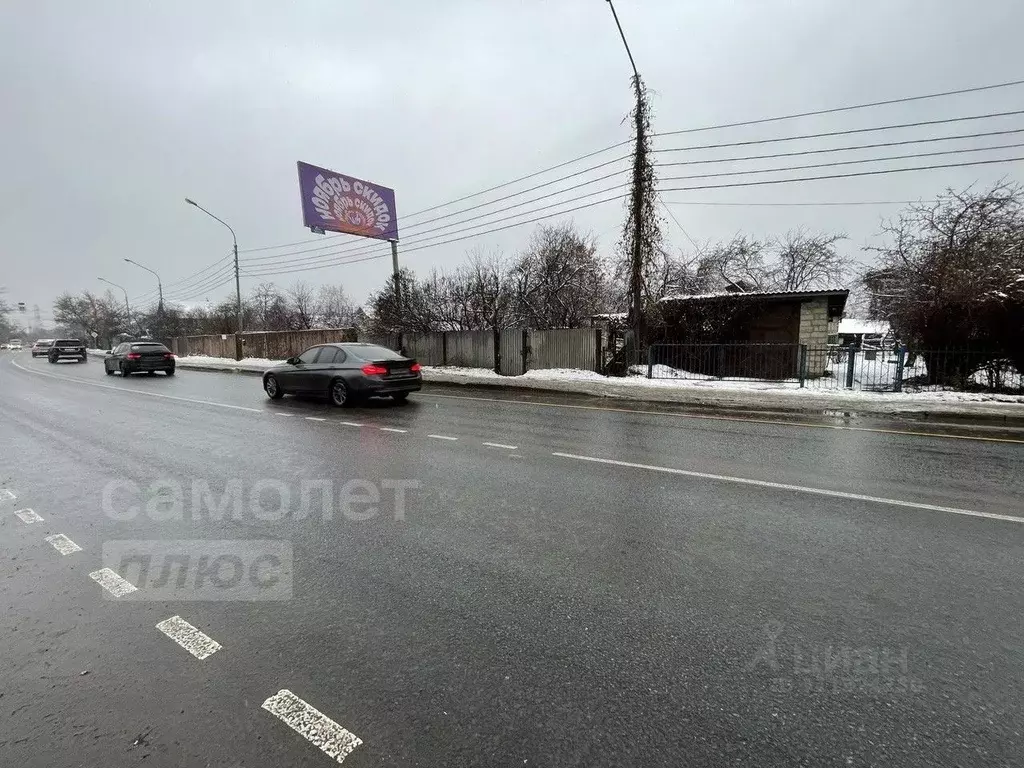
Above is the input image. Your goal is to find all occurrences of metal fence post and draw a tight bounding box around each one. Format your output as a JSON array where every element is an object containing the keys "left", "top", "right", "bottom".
[
  {"left": 893, "top": 345, "right": 907, "bottom": 392},
  {"left": 845, "top": 346, "right": 857, "bottom": 389},
  {"left": 522, "top": 328, "right": 530, "bottom": 373},
  {"left": 595, "top": 328, "right": 603, "bottom": 374},
  {"left": 646, "top": 345, "right": 654, "bottom": 379},
  {"left": 493, "top": 325, "right": 501, "bottom": 375},
  {"left": 441, "top": 331, "right": 448, "bottom": 367},
  {"left": 716, "top": 344, "right": 725, "bottom": 379},
  {"left": 798, "top": 344, "right": 807, "bottom": 388}
]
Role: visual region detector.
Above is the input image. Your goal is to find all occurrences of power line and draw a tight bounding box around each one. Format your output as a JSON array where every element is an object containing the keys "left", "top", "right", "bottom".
[
  {"left": 132, "top": 255, "right": 233, "bottom": 303},
  {"left": 658, "top": 141, "right": 1024, "bottom": 183},
  {"left": 244, "top": 113, "right": 1024, "bottom": 268},
  {"left": 245, "top": 154, "right": 1023, "bottom": 278},
  {"left": 661, "top": 199, "right": 931, "bottom": 207},
  {"left": 244, "top": 195, "right": 628, "bottom": 278},
  {"left": 658, "top": 127, "right": 1024, "bottom": 168},
  {"left": 654, "top": 110, "right": 1024, "bottom": 155},
  {"left": 660, "top": 201, "right": 700, "bottom": 250},
  {"left": 243, "top": 165, "right": 628, "bottom": 264},
  {"left": 162, "top": 264, "right": 237, "bottom": 302},
  {"left": 654, "top": 78, "right": 1024, "bottom": 139},
  {"left": 659, "top": 155, "right": 1024, "bottom": 194},
  {"left": 237, "top": 79, "right": 1024, "bottom": 255},
  {"left": 244, "top": 140, "right": 1023, "bottom": 273}
]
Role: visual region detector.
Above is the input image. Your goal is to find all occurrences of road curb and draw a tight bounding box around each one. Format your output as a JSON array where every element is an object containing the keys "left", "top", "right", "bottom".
[{"left": 172, "top": 361, "right": 1024, "bottom": 426}]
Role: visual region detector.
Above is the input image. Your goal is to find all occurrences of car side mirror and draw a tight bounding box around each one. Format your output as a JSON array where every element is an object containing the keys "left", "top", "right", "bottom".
[{"left": 286, "top": 356, "right": 298, "bottom": 365}]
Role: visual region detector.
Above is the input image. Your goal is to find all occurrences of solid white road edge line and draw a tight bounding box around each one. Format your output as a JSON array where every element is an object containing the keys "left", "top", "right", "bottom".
[
  {"left": 552, "top": 452, "right": 1024, "bottom": 524},
  {"left": 11, "top": 360, "right": 262, "bottom": 413},
  {"left": 379, "top": 427, "right": 407, "bottom": 433},
  {"left": 427, "top": 434, "right": 459, "bottom": 441},
  {"left": 88, "top": 568, "right": 139, "bottom": 597},
  {"left": 45, "top": 534, "right": 82, "bottom": 555},
  {"left": 261, "top": 689, "right": 362, "bottom": 764},
  {"left": 14, "top": 508, "right": 43, "bottom": 524},
  {"left": 483, "top": 442, "right": 519, "bottom": 450},
  {"left": 156, "top": 616, "right": 223, "bottom": 660}
]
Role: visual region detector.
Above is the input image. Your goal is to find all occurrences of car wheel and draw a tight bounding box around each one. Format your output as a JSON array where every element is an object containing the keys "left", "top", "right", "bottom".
[
  {"left": 392, "top": 393, "right": 409, "bottom": 403},
  {"left": 120, "top": 362, "right": 131, "bottom": 377},
  {"left": 105, "top": 364, "right": 114, "bottom": 376},
  {"left": 329, "top": 378, "right": 349, "bottom": 407},
  {"left": 165, "top": 368, "right": 175, "bottom": 376},
  {"left": 147, "top": 370, "right": 156, "bottom": 376},
  {"left": 264, "top": 374, "right": 284, "bottom": 400},
  {"left": 48, "top": 357, "right": 56, "bottom": 364}
]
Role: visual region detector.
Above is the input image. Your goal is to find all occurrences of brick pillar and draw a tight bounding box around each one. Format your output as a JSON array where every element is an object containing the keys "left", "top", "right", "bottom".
[{"left": 798, "top": 299, "right": 830, "bottom": 378}]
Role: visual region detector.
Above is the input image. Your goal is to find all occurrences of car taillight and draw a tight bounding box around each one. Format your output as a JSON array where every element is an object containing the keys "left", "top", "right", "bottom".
[
  {"left": 164, "top": 353, "right": 174, "bottom": 359},
  {"left": 126, "top": 353, "right": 141, "bottom": 360},
  {"left": 410, "top": 363, "right": 421, "bottom": 373},
  {"left": 361, "top": 364, "right": 388, "bottom": 375}
]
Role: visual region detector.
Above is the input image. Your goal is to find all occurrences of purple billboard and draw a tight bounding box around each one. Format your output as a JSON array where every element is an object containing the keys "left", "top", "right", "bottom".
[{"left": 297, "top": 161, "right": 399, "bottom": 241}]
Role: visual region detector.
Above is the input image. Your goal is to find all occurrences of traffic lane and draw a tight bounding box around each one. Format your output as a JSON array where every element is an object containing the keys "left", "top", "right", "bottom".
[
  {"left": 0, "top": 474, "right": 331, "bottom": 766},
  {"left": 5, "top": 366, "right": 1024, "bottom": 765},
  {"left": 11, "top": 356, "right": 1023, "bottom": 517}
]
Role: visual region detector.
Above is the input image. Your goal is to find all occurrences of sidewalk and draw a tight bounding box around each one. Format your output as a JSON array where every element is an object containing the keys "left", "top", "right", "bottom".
[{"left": 170, "top": 355, "right": 1024, "bottom": 424}]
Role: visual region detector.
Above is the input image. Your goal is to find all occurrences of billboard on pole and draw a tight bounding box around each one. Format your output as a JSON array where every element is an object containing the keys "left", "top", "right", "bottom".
[{"left": 297, "top": 161, "right": 399, "bottom": 241}]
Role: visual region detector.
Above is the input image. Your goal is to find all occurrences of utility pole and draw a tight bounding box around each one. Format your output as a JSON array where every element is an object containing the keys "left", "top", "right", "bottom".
[
  {"left": 606, "top": 0, "right": 648, "bottom": 351},
  {"left": 186, "top": 198, "right": 243, "bottom": 360}
]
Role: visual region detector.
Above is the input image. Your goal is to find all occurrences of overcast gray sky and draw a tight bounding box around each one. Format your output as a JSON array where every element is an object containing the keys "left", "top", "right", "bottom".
[{"left": 2, "top": 0, "right": 1022, "bottom": 324}]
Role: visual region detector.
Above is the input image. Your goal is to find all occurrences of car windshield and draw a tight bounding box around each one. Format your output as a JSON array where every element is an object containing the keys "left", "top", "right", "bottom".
[{"left": 345, "top": 344, "right": 404, "bottom": 360}]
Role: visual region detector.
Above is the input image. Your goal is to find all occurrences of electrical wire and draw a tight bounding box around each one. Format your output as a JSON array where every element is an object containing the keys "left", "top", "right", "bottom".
[
  {"left": 658, "top": 141, "right": 1024, "bottom": 183},
  {"left": 237, "top": 79, "right": 1024, "bottom": 255},
  {"left": 242, "top": 142, "right": 1023, "bottom": 273},
  {"left": 244, "top": 153, "right": 1023, "bottom": 278},
  {"left": 657, "top": 127, "right": 1024, "bottom": 168}
]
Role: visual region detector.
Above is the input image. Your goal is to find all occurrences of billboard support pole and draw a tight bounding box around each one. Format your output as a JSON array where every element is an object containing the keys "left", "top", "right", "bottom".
[{"left": 390, "top": 239, "right": 403, "bottom": 352}]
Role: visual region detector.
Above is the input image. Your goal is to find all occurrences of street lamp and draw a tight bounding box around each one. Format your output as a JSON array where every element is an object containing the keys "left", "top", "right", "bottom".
[
  {"left": 185, "top": 197, "right": 242, "bottom": 359},
  {"left": 98, "top": 277, "right": 132, "bottom": 334},
  {"left": 123, "top": 258, "right": 163, "bottom": 314}
]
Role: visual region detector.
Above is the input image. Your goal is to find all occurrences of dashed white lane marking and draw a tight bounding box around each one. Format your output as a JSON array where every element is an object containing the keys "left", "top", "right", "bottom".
[
  {"left": 45, "top": 534, "right": 82, "bottom": 555},
  {"left": 276, "top": 412, "right": 293, "bottom": 417},
  {"left": 483, "top": 442, "right": 518, "bottom": 450},
  {"left": 305, "top": 417, "right": 327, "bottom": 422},
  {"left": 339, "top": 421, "right": 363, "bottom": 427},
  {"left": 11, "top": 359, "right": 263, "bottom": 413},
  {"left": 262, "top": 689, "right": 362, "bottom": 764},
  {"left": 553, "top": 452, "right": 1023, "bottom": 523},
  {"left": 89, "top": 568, "right": 139, "bottom": 597},
  {"left": 427, "top": 434, "right": 458, "bottom": 441},
  {"left": 156, "top": 616, "right": 223, "bottom": 660},
  {"left": 0, "top": 489, "right": 16, "bottom": 502},
  {"left": 14, "top": 508, "right": 43, "bottom": 524},
  {"left": 379, "top": 427, "right": 407, "bottom": 433}
]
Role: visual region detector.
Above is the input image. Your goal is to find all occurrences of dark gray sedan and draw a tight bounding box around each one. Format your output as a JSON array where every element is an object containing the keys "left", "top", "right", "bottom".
[{"left": 262, "top": 343, "right": 421, "bottom": 406}]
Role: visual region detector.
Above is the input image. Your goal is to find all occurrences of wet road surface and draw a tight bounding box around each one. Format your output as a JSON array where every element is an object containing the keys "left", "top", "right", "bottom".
[{"left": 1, "top": 351, "right": 1022, "bottom": 766}]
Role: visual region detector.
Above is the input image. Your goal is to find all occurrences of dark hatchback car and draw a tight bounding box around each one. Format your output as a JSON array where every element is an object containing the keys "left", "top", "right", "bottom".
[
  {"left": 104, "top": 341, "right": 176, "bottom": 376},
  {"left": 263, "top": 342, "right": 421, "bottom": 406},
  {"left": 48, "top": 338, "right": 87, "bottom": 363}
]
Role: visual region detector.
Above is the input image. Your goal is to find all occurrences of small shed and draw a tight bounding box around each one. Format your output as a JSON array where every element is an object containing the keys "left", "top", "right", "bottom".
[{"left": 656, "top": 288, "right": 849, "bottom": 378}]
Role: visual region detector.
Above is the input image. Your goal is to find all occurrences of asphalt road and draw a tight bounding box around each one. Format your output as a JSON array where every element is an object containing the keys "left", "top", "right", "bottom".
[{"left": 1, "top": 351, "right": 1022, "bottom": 767}]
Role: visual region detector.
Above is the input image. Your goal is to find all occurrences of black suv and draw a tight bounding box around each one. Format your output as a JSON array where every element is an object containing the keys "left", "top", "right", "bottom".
[{"left": 48, "top": 339, "right": 87, "bottom": 363}]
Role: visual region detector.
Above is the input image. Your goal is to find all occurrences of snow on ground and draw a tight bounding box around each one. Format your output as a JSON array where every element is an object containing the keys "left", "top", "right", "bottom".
[{"left": 169, "top": 355, "right": 1024, "bottom": 413}]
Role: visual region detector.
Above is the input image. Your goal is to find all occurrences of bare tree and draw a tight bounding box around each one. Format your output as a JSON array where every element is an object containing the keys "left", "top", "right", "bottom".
[
  {"left": 286, "top": 281, "right": 318, "bottom": 330},
  {"left": 317, "top": 284, "right": 355, "bottom": 328},
  {"left": 868, "top": 181, "right": 1024, "bottom": 380}
]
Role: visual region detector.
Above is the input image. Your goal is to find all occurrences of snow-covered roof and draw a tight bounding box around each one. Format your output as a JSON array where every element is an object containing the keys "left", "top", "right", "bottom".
[
  {"left": 838, "top": 318, "right": 889, "bottom": 336},
  {"left": 661, "top": 288, "right": 849, "bottom": 303}
]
